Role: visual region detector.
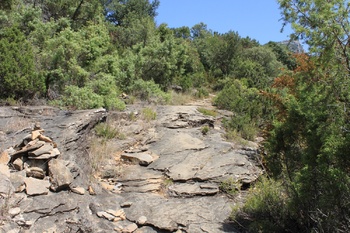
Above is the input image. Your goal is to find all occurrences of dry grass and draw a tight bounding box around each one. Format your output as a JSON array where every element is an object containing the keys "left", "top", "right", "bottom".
[
  {"left": 87, "top": 138, "right": 123, "bottom": 179},
  {"left": 169, "top": 91, "right": 193, "bottom": 105}
]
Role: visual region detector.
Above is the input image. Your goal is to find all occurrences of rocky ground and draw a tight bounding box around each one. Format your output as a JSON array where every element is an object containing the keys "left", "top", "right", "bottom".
[{"left": 0, "top": 98, "right": 263, "bottom": 233}]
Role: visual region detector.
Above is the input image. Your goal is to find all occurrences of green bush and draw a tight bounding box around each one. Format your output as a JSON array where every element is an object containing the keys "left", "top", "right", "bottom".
[
  {"left": 194, "top": 87, "right": 209, "bottom": 98},
  {"left": 232, "top": 177, "right": 293, "bottom": 232},
  {"left": 87, "top": 74, "right": 126, "bottom": 111},
  {"left": 214, "top": 79, "right": 263, "bottom": 140},
  {"left": 128, "top": 79, "right": 170, "bottom": 104},
  {"left": 61, "top": 85, "right": 104, "bottom": 109}
]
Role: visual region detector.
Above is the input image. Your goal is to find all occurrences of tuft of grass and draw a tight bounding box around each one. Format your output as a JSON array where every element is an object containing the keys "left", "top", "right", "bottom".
[
  {"left": 94, "top": 122, "right": 125, "bottom": 140},
  {"left": 197, "top": 107, "right": 218, "bottom": 117},
  {"left": 219, "top": 177, "right": 241, "bottom": 197},
  {"left": 169, "top": 91, "right": 193, "bottom": 105},
  {"left": 141, "top": 107, "right": 157, "bottom": 122},
  {"left": 201, "top": 125, "right": 210, "bottom": 135},
  {"left": 87, "top": 138, "right": 123, "bottom": 179}
]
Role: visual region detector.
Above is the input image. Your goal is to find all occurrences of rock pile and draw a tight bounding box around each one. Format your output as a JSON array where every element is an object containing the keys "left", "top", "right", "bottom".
[{"left": 0, "top": 124, "right": 75, "bottom": 196}]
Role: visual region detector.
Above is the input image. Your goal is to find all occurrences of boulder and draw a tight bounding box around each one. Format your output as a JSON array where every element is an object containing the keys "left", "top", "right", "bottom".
[{"left": 48, "top": 159, "right": 73, "bottom": 191}]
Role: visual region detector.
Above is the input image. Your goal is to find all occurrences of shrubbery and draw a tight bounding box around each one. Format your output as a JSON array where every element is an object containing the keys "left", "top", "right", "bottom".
[
  {"left": 128, "top": 79, "right": 170, "bottom": 104},
  {"left": 214, "top": 79, "right": 264, "bottom": 140}
]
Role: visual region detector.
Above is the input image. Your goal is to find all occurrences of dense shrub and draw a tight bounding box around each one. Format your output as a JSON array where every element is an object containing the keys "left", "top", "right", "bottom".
[
  {"left": 128, "top": 79, "right": 170, "bottom": 104},
  {"left": 214, "top": 79, "right": 264, "bottom": 140},
  {"left": 232, "top": 177, "right": 295, "bottom": 232},
  {"left": 60, "top": 85, "right": 104, "bottom": 109}
]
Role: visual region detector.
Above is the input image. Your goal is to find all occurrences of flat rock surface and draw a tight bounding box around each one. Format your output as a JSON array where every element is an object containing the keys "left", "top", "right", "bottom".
[{"left": 0, "top": 102, "right": 261, "bottom": 232}]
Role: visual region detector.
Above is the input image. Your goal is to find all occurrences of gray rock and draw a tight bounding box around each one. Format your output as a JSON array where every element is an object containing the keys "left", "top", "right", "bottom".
[
  {"left": 121, "top": 201, "right": 133, "bottom": 208},
  {"left": 121, "top": 152, "right": 158, "bottom": 166},
  {"left": 137, "top": 215, "right": 147, "bottom": 225},
  {"left": 9, "top": 170, "right": 26, "bottom": 193},
  {"left": 48, "top": 159, "right": 73, "bottom": 191},
  {"left": 168, "top": 183, "right": 219, "bottom": 197},
  {"left": 12, "top": 158, "right": 23, "bottom": 171},
  {"left": 0, "top": 149, "right": 11, "bottom": 164},
  {"left": 28, "top": 143, "right": 53, "bottom": 157},
  {"left": 26, "top": 166, "right": 46, "bottom": 179},
  {"left": 97, "top": 211, "right": 115, "bottom": 221},
  {"left": 0, "top": 163, "right": 10, "bottom": 177},
  {"left": 118, "top": 166, "right": 163, "bottom": 193},
  {"left": 8, "top": 207, "right": 21, "bottom": 217},
  {"left": 28, "top": 147, "right": 60, "bottom": 160},
  {"left": 0, "top": 173, "right": 14, "bottom": 197},
  {"left": 134, "top": 226, "right": 159, "bottom": 233},
  {"left": 123, "top": 193, "right": 232, "bottom": 232},
  {"left": 24, "top": 177, "right": 49, "bottom": 196},
  {"left": 122, "top": 223, "right": 138, "bottom": 233},
  {"left": 71, "top": 186, "right": 85, "bottom": 195},
  {"left": 23, "top": 159, "right": 48, "bottom": 172}
]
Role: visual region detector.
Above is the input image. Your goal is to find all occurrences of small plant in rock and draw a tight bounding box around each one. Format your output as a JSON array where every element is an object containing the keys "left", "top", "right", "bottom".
[
  {"left": 197, "top": 107, "right": 218, "bottom": 117},
  {"left": 201, "top": 125, "right": 210, "bottom": 135},
  {"left": 94, "top": 122, "right": 118, "bottom": 139},
  {"left": 219, "top": 177, "right": 241, "bottom": 197},
  {"left": 141, "top": 108, "right": 157, "bottom": 122}
]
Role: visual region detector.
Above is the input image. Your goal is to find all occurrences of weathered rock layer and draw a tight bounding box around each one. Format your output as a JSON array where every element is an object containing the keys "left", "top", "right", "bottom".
[{"left": 0, "top": 104, "right": 262, "bottom": 233}]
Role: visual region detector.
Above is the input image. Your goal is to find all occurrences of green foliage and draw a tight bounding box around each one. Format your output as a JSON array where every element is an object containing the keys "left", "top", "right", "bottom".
[
  {"left": 134, "top": 33, "right": 188, "bottom": 90},
  {"left": 201, "top": 125, "right": 210, "bottom": 135},
  {"left": 128, "top": 79, "right": 170, "bottom": 104},
  {"left": 233, "top": 177, "right": 293, "bottom": 232},
  {"left": 197, "top": 107, "right": 217, "bottom": 117},
  {"left": 234, "top": 46, "right": 283, "bottom": 89},
  {"left": 219, "top": 177, "right": 241, "bottom": 196},
  {"left": 214, "top": 79, "right": 265, "bottom": 140},
  {"left": 59, "top": 85, "right": 104, "bottom": 109},
  {"left": 266, "top": 41, "right": 297, "bottom": 70},
  {"left": 194, "top": 87, "right": 209, "bottom": 99},
  {"left": 87, "top": 74, "right": 126, "bottom": 111},
  {"left": 104, "top": 0, "right": 159, "bottom": 26},
  {"left": 0, "top": 26, "right": 44, "bottom": 99},
  {"left": 94, "top": 122, "right": 119, "bottom": 139},
  {"left": 232, "top": 1, "right": 350, "bottom": 232}
]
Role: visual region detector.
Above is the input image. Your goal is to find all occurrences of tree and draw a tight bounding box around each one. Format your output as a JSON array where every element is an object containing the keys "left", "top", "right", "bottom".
[
  {"left": 103, "top": 0, "right": 159, "bottom": 26},
  {"left": 172, "top": 26, "right": 191, "bottom": 40},
  {"left": 254, "top": 1, "right": 350, "bottom": 231},
  {"left": 0, "top": 26, "right": 44, "bottom": 99}
]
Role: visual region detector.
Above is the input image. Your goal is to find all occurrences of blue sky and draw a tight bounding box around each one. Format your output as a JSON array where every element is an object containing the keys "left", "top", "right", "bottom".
[{"left": 155, "top": 0, "right": 294, "bottom": 45}]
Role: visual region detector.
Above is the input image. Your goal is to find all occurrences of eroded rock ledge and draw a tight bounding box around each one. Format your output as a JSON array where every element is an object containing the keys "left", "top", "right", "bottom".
[{"left": 0, "top": 105, "right": 262, "bottom": 233}]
